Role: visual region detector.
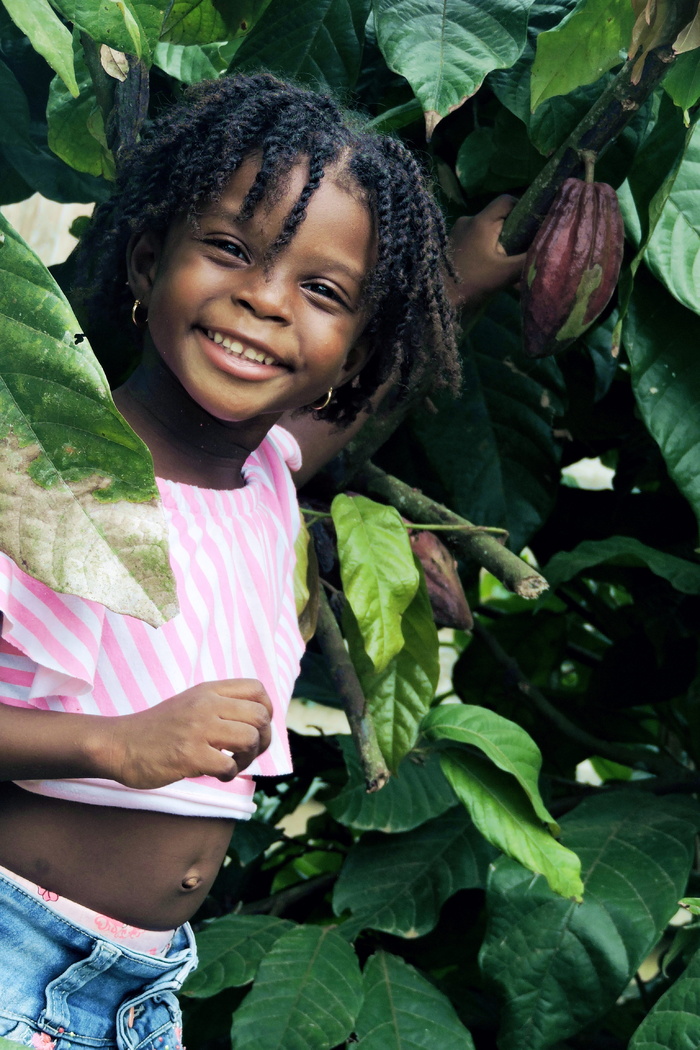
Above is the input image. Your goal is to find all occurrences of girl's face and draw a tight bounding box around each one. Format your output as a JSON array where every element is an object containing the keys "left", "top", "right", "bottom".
[{"left": 128, "top": 155, "right": 375, "bottom": 426}]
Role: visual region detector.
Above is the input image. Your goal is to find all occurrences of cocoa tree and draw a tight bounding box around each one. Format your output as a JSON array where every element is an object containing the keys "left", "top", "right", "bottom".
[{"left": 3, "top": 1, "right": 700, "bottom": 1047}]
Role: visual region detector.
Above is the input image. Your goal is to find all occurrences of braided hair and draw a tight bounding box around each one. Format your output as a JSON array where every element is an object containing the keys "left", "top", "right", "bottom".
[{"left": 73, "top": 72, "right": 460, "bottom": 426}]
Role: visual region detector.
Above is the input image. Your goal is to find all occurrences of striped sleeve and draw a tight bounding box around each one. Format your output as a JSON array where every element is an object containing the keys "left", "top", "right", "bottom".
[{"left": 0, "top": 553, "right": 105, "bottom": 698}]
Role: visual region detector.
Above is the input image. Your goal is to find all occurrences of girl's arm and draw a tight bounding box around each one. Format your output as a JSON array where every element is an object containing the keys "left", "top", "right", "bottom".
[
  {"left": 0, "top": 678, "right": 273, "bottom": 787},
  {"left": 284, "top": 196, "right": 526, "bottom": 486}
]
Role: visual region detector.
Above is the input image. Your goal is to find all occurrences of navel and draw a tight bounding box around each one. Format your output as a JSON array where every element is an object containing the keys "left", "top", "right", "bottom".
[{"left": 181, "top": 872, "right": 203, "bottom": 891}]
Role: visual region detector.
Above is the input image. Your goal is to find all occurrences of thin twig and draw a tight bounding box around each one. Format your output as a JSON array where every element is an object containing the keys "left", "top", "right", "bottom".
[
  {"left": 314, "top": 588, "right": 390, "bottom": 792},
  {"left": 357, "top": 463, "right": 549, "bottom": 599}
]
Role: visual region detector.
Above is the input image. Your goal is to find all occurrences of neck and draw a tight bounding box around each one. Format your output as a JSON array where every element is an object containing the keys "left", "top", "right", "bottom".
[{"left": 113, "top": 348, "right": 280, "bottom": 490}]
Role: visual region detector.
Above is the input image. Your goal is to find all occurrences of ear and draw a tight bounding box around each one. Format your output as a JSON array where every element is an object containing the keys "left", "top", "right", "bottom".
[
  {"left": 335, "top": 337, "right": 371, "bottom": 389},
  {"left": 126, "top": 230, "right": 163, "bottom": 305}
]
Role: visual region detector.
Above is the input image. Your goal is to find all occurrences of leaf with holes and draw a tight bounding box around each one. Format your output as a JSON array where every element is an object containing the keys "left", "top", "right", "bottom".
[
  {"left": 355, "top": 951, "right": 476, "bottom": 1050},
  {"left": 0, "top": 212, "right": 176, "bottom": 625},
  {"left": 480, "top": 792, "right": 700, "bottom": 1050},
  {"left": 162, "top": 0, "right": 272, "bottom": 47},
  {"left": 332, "top": 808, "right": 492, "bottom": 940},
  {"left": 230, "top": 925, "right": 363, "bottom": 1050}
]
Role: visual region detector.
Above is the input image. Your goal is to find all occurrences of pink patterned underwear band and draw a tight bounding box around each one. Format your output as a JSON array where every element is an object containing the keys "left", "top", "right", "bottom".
[{"left": 0, "top": 862, "right": 175, "bottom": 955}]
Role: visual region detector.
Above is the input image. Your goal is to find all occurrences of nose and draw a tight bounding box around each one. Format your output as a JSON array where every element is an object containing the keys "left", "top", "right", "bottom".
[{"left": 234, "top": 266, "right": 291, "bottom": 324}]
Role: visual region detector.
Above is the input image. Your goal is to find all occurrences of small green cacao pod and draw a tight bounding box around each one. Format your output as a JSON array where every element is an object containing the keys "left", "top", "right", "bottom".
[{"left": 520, "top": 176, "right": 624, "bottom": 358}]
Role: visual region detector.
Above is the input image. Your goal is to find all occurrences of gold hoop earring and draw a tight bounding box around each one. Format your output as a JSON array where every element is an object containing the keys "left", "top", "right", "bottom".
[
  {"left": 311, "top": 387, "right": 333, "bottom": 412},
  {"left": 131, "top": 299, "right": 148, "bottom": 329}
]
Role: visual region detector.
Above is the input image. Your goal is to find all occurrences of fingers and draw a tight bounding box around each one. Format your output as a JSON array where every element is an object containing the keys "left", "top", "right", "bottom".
[{"left": 214, "top": 679, "right": 274, "bottom": 718}]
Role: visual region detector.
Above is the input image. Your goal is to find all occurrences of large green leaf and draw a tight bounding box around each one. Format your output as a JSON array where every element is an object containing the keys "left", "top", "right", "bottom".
[
  {"left": 422, "top": 703, "right": 558, "bottom": 833},
  {"left": 355, "top": 951, "right": 476, "bottom": 1050},
  {"left": 332, "top": 808, "right": 492, "bottom": 939},
  {"left": 623, "top": 273, "right": 700, "bottom": 531},
  {"left": 480, "top": 792, "right": 700, "bottom": 1050},
  {"left": 182, "top": 915, "right": 293, "bottom": 997},
  {"left": 230, "top": 925, "right": 363, "bottom": 1050},
  {"left": 152, "top": 40, "right": 221, "bottom": 82},
  {"left": 408, "top": 293, "right": 565, "bottom": 555},
  {"left": 51, "top": 0, "right": 152, "bottom": 60},
  {"left": 162, "top": 0, "right": 271, "bottom": 46},
  {"left": 0, "top": 0, "right": 78, "bottom": 95},
  {"left": 0, "top": 213, "right": 176, "bottom": 624},
  {"left": 664, "top": 49, "right": 700, "bottom": 124},
  {"left": 343, "top": 563, "right": 439, "bottom": 773},
  {"left": 439, "top": 750, "right": 582, "bottom": 900},
  {"left": 373, "top": 0, "right": 534, "bottom": 136},
  {"left": 232, "top": 0, "right": 371, "bottom": 91},
  {"left": 544, "top": 536, "right": 700, "bottom": 594},
  {"left": 47, "top": 44, "right": 114, "bottom": 179},
  {"left": 327, "top": 734, "right": 457, "bottom": 833},
  {"left": 530, "top": 0, "right": 635, "bottom": 110},
  {"left": 643, "top": 121, "right": 700, "bottom": 315},
  {"left": 333, "top": 493, "right": 419, "bottom": 673},
  {"left": 629, "top": 946, "right": 700, "bottom": 1049}
]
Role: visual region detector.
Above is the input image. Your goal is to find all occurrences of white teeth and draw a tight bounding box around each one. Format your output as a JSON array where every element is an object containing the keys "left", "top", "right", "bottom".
[{"left": 207, "top": 329, "right": 277, "bottom": 366}]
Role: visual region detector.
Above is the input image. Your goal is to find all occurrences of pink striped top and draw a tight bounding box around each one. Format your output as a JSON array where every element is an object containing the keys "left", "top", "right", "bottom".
[{"left": 0, "top": 425, "right": 305, "bottom": 820}]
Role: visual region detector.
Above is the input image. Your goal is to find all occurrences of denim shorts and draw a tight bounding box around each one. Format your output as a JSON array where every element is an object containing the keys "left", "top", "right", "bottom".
[{"left": 0, "top": 869, "right": 197, "bottom": 1050}]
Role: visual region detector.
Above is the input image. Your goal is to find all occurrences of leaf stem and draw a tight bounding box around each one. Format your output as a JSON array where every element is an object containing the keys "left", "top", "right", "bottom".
[{"left": 314, "top": 588, "right": 390, "bottom": 793}]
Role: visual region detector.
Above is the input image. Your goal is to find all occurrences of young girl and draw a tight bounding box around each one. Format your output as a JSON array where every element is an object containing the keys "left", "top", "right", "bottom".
[{"left": 0, "top": 73, "right": 522, "bottom": 1049}]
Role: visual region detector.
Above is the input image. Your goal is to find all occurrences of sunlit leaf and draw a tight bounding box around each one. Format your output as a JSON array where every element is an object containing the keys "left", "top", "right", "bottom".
[
  {"left": 51, "top": 0, "right": 150, "bottom": 61},
  {"left": 355, "top": 951, "right": 476, "bottom": 1050},
  {"left": 373, "top": 0, "right": 534, "bottom": 136},
  {"left": 230, "top": 925, "right": 363, "bottom": 1050},
  {"left": 439, "top": 750, "right": 583, "bottom": 901},
  {"left": 422, "top": 703, "right": 558, "bottom": 833},
  {"left": 183, "top": 915, "right": 294, "bottom": 997},
  {"left": 0, "top": 213, "right": 176, "bottom": 625},
  {"left": 162, "top": 0, "right": 271, "bottom": 47},
  {"left": 333, "top": 808, "right": 492, "bottom": 939},
  {"left": 530, "top": 0, "right": 635, "bottom": 110},
  {"left": 343, "top": 564, "right": 439, "bottom": 772},
  {"left": 1, "top": 0, "right": 78, "bottom": 96},
  {"left": 481, "top": 792, "right": 700, "bottom": 1050},
  {"left": 333, "top": 493, "right": 419, "bottom": 673}
]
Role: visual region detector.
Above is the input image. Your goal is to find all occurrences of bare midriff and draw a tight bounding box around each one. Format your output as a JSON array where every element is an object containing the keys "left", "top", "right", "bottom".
[{"left": 0, "top": 781, "right": 233, "bottom": 929}]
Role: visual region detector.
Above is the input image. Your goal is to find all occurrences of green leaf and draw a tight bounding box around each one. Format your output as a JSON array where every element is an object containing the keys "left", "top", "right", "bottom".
[
  {"left": 327, "top": 735, "right": 457, "bottom": 833},
  {"left": 643, "top": 121, "right": 700, "bottom": 315},
  {"left": 422, "top": 703, "right": 559, "bottom": 834},
  {"left": 530, "top": 0, "right": 635, "bottom": 111},
  {"left": 50, "top": 0, "right": 150, "bottom": 60},
  {"left": 409, "top": 293, "right": 565, "bottom": 555},
  {"left": 0, "top": 59, "right": 34, "bottom": 149},
  {"left": 230, "top": 924, "right": 363, "bottom": 1050},
  {"left": 355, "top": 951, "right": 476, "bottom": 1050},
  {"left": 333, "top": 493, "right": 419, "bottom": 674},
  {"left": 343, "top": 563, "right": 439, "bottom": 773},
  {"left": 182, "top": 915, "right": 293, "bottom": 997},
  {"left": 439, "top": 750, "right": 583, "bottom": 901},
  {"left": 630, "top": 947, "right": 700, "bottom": 1049},
  {"left": 0, "top": 0, "right": 79, "bottom": 96},
  {"left": 47, "top": 44, "right": 114, "bottom": 179},
  {"left": 624, "top": 272, "right": 700, "bottom": 531},
  {"left": 544, "top": 536, "right": 700, "bottom": 595},
  {"left": 373, "top": 0, "right": 534, "bottom": 137},
  {"left": 480, "top": 792, "right": 700, "bottom": 1050},
  {"left": 232, "top": 0, "right": 371, "bottom": 91},
  {"left": 162, "top": 0, "right": 270, "bottom": 46},
  {"left": 0, "top": 213, "right": 176, "bottom": 625},
  {"left": 664, "top": 48, "right": 700, "bottom": 124},
  {"left": 332, "top": 808, "right": 492, "bottom": 939},
  {"left": 152, "top": 40, "right": 221, "bottom": 82}
]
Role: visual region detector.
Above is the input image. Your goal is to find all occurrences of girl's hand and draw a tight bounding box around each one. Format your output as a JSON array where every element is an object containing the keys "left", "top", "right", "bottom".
[
  {"left": 448, "top": 195, "right": 526, "bottom": 311},
  {"left": 99, "top": 679, "right": 273, "bottom": 790}
]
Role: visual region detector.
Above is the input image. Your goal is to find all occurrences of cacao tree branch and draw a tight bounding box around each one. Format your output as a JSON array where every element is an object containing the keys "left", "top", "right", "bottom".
[
  {"left": 472, "top": 623, "right": 688, "bottom": 778},
  {"left": 314, "top": 587, "right": 390, "bottom": 792},
  {"left": 356, "top": 463, "right": 548, "bottom": 599},
  {"left": 499, "top": 46, "right": 679, "bottom": 255}
]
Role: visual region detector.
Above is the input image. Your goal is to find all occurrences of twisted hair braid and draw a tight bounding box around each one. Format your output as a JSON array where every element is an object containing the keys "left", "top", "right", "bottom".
[{"left": 72, "top": 72, "right": 460, "bottom": 426}]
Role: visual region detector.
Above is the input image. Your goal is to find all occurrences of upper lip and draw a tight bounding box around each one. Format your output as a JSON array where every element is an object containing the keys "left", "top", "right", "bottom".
[{"left": 202, "top": 324, "right": 291, "bottom": 368}]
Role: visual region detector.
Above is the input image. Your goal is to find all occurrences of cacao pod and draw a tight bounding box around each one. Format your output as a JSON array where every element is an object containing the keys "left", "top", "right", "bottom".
[
  {"left": 409, "top": 530, "right": 473, "bottom": 631},
  {"left": 520, "top": 176, "right": 624, "bottom": 358}
]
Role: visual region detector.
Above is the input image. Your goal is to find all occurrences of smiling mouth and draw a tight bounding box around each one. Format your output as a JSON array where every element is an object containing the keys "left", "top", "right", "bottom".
[{"left": 206, "top": 328, "right": 279, "bottom": 367}]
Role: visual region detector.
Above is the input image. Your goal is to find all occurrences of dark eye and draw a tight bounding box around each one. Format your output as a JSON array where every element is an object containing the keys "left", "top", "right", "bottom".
[
  {"left": 306, "top": 281, "right": 344, "bottom": 304},
  {"left": 206, "top": 238, "right": 248, "bottom": 261}
]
